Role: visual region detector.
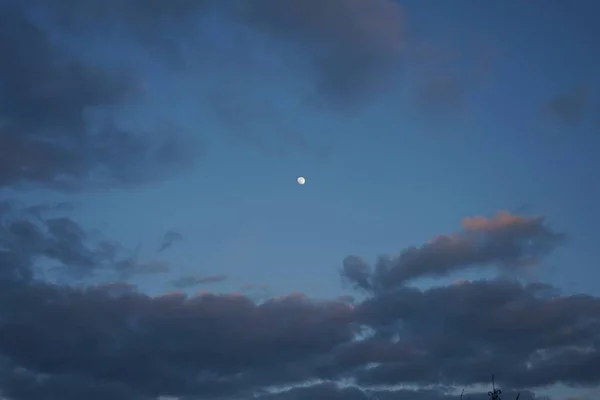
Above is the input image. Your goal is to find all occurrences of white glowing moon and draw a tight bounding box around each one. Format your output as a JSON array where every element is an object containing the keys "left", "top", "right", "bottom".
[{"left": 297, "top": 176, "right": 306, "bottom": 185}]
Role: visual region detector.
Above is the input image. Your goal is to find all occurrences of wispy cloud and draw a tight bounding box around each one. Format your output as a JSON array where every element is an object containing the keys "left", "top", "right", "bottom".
[{"left": 171, "top": 274, "right": 228, "bottom": 289}]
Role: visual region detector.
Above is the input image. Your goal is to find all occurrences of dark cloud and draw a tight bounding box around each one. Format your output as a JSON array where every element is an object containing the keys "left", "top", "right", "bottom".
[
  {"left": 0, "top": 284, "right": 356, "bottom": 398},
  {"left": 1, "top": 0, "right": 495, "bottom": 173},
  {"left": 238, "top": 0, "right": 404, "bottom": 108},
  {"left": 24, "top": 0, "right": 405, "bottom": 111},
  {"left": 0, "top": 2, "right": 198, "bottom": 191},
  {"left": 157, "top": 230, "right": 183, "bottom": 253},
  {"left": 0, "top": 0, "right": 410, "bottom": 187},
  {"left": 0, "top": 202, "right": 170, "bottom": 282},
  {"left": 342, "top": 211, "right": 565, "bottom": 292},
  {"left": 0, "top": 366, "right": 146, "bottom": 400},
  {"left": 542, "top": 85, "right": 590, "bottom": 126},
  {"left": 29, "top": 0, "right": 215, "bottom": 40},
  {"left": 1, "top": 202, "right": 599, "bottom": 399},
  {"left": 171, "top": 274, "right": 228, "bottom": 288},
  {"left": 352, "top": 278, "right": 600, "bottom": 389}
]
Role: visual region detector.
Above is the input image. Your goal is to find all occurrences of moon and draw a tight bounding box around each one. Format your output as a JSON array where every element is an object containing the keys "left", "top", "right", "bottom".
[{"left": 297, "top": 176, "right": 306, "bottom": 185}]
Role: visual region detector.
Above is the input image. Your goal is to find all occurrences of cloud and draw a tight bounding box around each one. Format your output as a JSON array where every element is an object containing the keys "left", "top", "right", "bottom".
[
  {"left": 238, "top": 0, "right": 404, "bottom": 108},
  {"left": 25, "top": 0, "right": 404, "bottom": 111},
  {"left": 0, "top": 367, "right": 145, "bottom": 400},
  {"left": 342, "top": 211, "right": 565, "bottom": 292},
  {"left": 0, "top": 0, "right": 409, "bottom": 186},
  {"left": 542, "top": 85, "right": 591, "bottom": 126},
  {"left": 354, "top": 279, "right": 600, "bottom": 388},
  {"left": 0, "top": 202, "right": 170, "bottom": 282},
  {"left": 0, "top": 3, "right": 596, "bottom": 397},
  {"left": 0, "top": 2, "right": 198, "bottom": 191},
  {"left": 2, "top": 0, "right": 493, "bottom": 171},
  {"left": 171, "top": 274, "right": 228, "bottom": 288},
  {"left": 0, "top": 283, "right": 356, "bottom": 398},
  {"left": 0, "top": 202, "right": 599, "bottom": 399},
  {"left": 157, "top": 230, "right": 183, "bottom": 253},
  {"left": 253, "top": 382, "right": 537, "bottom": 400},
  {"left": 402, "top": 40, "right": 497, "bottom": 121}
]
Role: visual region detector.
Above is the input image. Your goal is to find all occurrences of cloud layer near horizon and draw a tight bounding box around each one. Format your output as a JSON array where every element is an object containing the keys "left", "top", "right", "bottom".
[{"left": 1, "top": 199, "right": 598, "bottom": 400}]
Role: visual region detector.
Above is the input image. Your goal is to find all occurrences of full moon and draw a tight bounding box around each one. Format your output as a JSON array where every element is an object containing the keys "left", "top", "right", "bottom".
[{"left": 297, "top": 176, "right": 306, "bottom": 185}]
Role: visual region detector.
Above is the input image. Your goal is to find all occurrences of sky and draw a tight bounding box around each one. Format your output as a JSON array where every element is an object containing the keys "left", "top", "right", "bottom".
[{"left": 0, "top": 0, "right": 599, "bottom": 399}]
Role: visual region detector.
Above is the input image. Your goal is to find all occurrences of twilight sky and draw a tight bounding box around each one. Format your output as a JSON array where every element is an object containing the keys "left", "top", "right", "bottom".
[{"left": 1, "top": 1, "right": 599, "bottom": 399}]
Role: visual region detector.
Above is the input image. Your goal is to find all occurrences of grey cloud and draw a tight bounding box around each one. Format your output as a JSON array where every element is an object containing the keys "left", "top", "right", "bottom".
[
  {"left": 342, "top": 211, "right": 564, "bottom": 291},
  {"left": 27, "top": 0, "right": 404, "bottom": 111},
  {"left": 5, "top": 0, "right": 489, "bottom": 171},
  {"left": 542, "top": 85, "right": 590, "bottom": 126},
  {"left": 0, "top": 202, "right": 170, "bottom": 281},
  {"left": 114, "top": 259, "right": 171, "bottom": 280},
  {"left": 0, "top": 366, "right": 147, "bottom": 400},
  {"left": 0, "top": 2, "right": 198, "bottom": 191},
  {"left": 239, "top": 283, "right": 273, "bottom": 302},
  {"left": 336, "top": 294, "right": 355, "bottom": 304},
  {"left": 23, "top": 202, "right": 75, "bottom": 219},
  {"left": 0, "top": 0, "right": 408, "bottom": 188},
  {"left": 171, "top": 274, "right": 228, "bottom": 288},
  {"left": 157, "top": 230, "right": 183, "bottom": 253},
  {"left": 405, "top": 41, "right": 496, "bottom": 120},
  {"left": 29, "top": 0, "right": 215, "bottom": 41},
  {"left": 238, "top": 0, "right": 404, "bottom": 109},
  {"left": 0, "top": 205, "right": 598, "bottom": 399},
  {"left": 341, "top": 255, "right": 373, "bottom": 292},
  {"left": 0, "top": 285, "right": 356, "bottom": 399},
  {"left": 2, "top": 0, "right": 500, "bottom": 181},
  {"left": 352, "top": 279, "right": 600, "bottom": 389}
]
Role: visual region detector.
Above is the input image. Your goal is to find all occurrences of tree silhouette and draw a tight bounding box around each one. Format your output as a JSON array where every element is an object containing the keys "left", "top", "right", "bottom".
[{"left": 487, "top": 375, "right": 520, "bottom": 400}]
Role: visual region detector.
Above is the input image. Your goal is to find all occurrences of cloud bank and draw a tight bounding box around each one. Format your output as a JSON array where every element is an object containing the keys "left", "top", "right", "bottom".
[
  {"left": 0, "top": 201, "right": 597, "bottom": 399},
  {"left": 0, "top": 2, "right": 197, "bottom": 191},
  {"left": 342, "top": 211, "right": 564, "bottom": 292}
]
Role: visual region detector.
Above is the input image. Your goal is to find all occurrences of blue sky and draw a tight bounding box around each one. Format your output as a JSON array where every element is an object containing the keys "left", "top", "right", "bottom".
[
  {"left": 1, "top": 1, "right": 599, "bottom": 399},
  {"left": 57, "top": 0, "right": 600, "bottom": 297}
]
